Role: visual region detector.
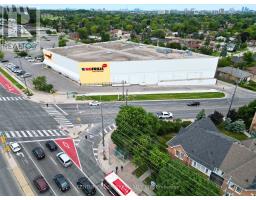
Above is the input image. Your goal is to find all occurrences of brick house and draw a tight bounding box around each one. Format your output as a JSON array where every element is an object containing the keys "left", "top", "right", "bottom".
[{"left": 167, "top": 118, "right": 256, "bottom": 196}]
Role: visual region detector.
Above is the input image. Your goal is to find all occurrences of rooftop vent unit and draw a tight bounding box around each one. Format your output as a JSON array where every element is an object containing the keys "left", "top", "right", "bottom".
[{"left": 156, "top": 47, "right": 172, "bottom": 54}]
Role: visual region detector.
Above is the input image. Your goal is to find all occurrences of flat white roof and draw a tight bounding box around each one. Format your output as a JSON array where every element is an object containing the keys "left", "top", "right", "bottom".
[{"left": 47, "top": 40, "right": 213, "bottom": 62}]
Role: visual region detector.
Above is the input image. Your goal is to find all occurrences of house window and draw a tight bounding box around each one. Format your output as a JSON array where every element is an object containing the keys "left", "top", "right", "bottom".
[
  {"left": 228, "top": 182, "right": 236, "bottom": 190},
  {"left": 235, "top": 186, "right": 242, "bottom": 193},
  {"left": 175, "top": 150, "right": 185, "bottom": 160}
]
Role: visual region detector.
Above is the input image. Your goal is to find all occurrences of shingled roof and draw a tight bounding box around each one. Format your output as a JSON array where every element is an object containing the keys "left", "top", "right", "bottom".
[{"left": 167, "top": 118, "right": 256, "bottom": 189}]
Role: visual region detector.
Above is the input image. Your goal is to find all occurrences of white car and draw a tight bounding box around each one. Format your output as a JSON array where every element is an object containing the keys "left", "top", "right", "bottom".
[
  {"left": 27, "top": 58, "right": 35, "bottom": 62},
  {"left": 89, "top": 101, "right": 101, "bottom": 106},
  {"left": 56, "top": 152, "right": 72, "bottom": 167},
  {"left": 157, "top": 111, "right": 173, "bottom": 119},
  {"left": 9, "top": 142, "right": 21, "bottom": 153},
  {"left": 20, "top": 73, "right": 32, "bottom": 78},
  {"left": 25, "top": 56, "right": 32, "bottom": 60}
]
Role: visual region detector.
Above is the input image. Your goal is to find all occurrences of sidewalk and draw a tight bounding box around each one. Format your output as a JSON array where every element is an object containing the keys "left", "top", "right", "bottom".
[
  {"left": 97, "top": 131, "right": 155, "bottom": 196},
  {"left": 1, "top": 150, "right": 34, "bottom": 196}
]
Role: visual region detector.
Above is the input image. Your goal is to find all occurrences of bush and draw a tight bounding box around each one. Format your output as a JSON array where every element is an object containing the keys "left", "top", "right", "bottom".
[
  {"left": 224, "top": 118, "right": 246, "bottom": 133},
  {"left": 196, "top": 109, "right": 206, "bottom": 121},
  {"left": 227, "top": 109, "right": 238, "bottom": 122},
  {"left": 0, "top": 51, "right": 4, "bottom": 59},
  {"left": 208, "top": 111, "right": 224, "bottom": 125}
]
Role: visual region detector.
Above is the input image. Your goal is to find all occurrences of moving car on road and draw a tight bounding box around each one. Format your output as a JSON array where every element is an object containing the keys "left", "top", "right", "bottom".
[
  {"left": 156, "top": 111, "right": 173, "bottom": 119},
  {"left": 56, "top": 152, "right": 72, "bottom": 167},
  {"left": 32, "top": 147, "right": 45, "bottom": 160},
  {"left": 77, "top": 177, "right": 96, "bottom": 196},
  {"left": 187, "top": 101, "right": 200, "bottom": 106},
  {"left": 89, "top": 101, "right": 101, "bottom": 106},
  {"left": 33, "top": 176, "right": 49, "bottom": 193},
  {"left": 45, "top": 141, "right": 58, "bottom": 151},
  {"left": 9, "top": 142, "right": 21, "bottom": 153},
  {"left": 53, "top": 174, "right": 70, "bottom": 192}
]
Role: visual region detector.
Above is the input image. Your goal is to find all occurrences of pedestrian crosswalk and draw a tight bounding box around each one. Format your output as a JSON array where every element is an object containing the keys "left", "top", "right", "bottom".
[
  {"left": 0, "top": 96, "right": 26, "bottom": 101},
  {"left": 42, "top": 105, "right": 74, "bottom": 128},
  {"left": 2, "top": 129, "right": 67, "bottom": 138}
]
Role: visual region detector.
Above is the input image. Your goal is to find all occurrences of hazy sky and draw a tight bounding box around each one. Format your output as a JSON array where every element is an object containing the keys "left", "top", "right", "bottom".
[{"left": 26, "top": 4, "right": 256, "bottom": 11}]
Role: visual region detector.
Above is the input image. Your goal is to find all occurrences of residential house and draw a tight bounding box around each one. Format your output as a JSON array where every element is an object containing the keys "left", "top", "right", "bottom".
[
  {"left": 216, "top": 66, "right": 253, "bottom": 82},
  {"left": 110, "top": 29, "right": 131, "bottom": 40},
  {"left": 69, "top": 32, "right": 80, "bottom": 40},
  {"left": 246, "top": 67, "right": 256, "bottom": 81},
  {"left": 167, "top": 118, "right": 256, "bottom": 196}
]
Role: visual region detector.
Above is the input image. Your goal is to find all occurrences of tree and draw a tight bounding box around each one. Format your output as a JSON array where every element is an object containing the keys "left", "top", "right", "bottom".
[
  {"left": 224, "top": 118, "right": 232, "bottom": 130},
  {"left": 218, "top": 56, "right": 232, "bottom": 68},
  {"left": 58, "top": 37, "right": 67, "bottom": 47},
  {"left": 100, "top": 32, "right": 110, "bottom": 42},
  {"left": 243, "top": 51, "right": 254, "bottom": 64},
  {"left": 77, "top": 27, "right": 89, "bottom": 40},
  {"left": 229, "top": 120, "right": 246, "bottom": 133},
  {"left": 17, "top": 51, "right": 28, "bottom": 57},
  {"left": 237, "top": 99, "right": 256, "bottom": 129},
  {"left": 0, "top": 51, "right": 4, "bottom": 59},
  {"left": 32, "top": 76, "right": 54, "bottom": 93},
  {"left": 227, "top": 109, "right": 238, "bottom": 122},
  {"left": 196, "top": 109, "right": 206, "bottom": 121},
  {"left": 208, "top": 111, "right": 224, "bottom": 125},
  {"left": 166, "top": 42, "right": 182, "bottom": 50}
]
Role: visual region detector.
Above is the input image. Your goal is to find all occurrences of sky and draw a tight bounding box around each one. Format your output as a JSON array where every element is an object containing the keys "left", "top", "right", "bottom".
[{"left": 26, "top": 4, "right": 256, "bottom": 11}]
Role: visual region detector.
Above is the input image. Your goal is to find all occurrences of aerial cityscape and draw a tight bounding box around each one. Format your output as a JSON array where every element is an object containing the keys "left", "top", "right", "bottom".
[{"left": 0, "top": 3, "right": 256, "bottom": 198}]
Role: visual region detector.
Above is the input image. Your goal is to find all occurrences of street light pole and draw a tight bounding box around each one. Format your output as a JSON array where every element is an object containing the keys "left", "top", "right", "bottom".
[{"left": 227, "top": 80, "right": 239, "bottom": 118}]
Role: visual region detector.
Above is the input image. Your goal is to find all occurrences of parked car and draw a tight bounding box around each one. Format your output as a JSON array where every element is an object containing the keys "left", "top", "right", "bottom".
[
  {"left": 17, "top": 70, "right": 26, "bottom": 76},
  {"left": 56, "top": 152, "right": 72, "bottom": 167},
  {"left": 0, "top": 59, "right": 9, "bottom": 63},
  {"left": 32, "top": 147, "right": 45, "bottom": 160},
  {"left": 77, "top": 177, "right": 96, "bottom": 196},
  {"left": 5, "top": 63, "right": 15, "bottom": 69},
  {"left": 25, "top": 56, "right": 32, "bottom": 60},
  {"left": 33, "top": 175, "right": 49, "bottom": 193},
  {"left": 156, "top": 111, "right": 173, "bottom": 119},
  {"left": 53, "top": 174, "right": 70, "bottom": 192},
  {"left": 89, "top": 101, "right": 101, "bottom": 106},
  {"left": 45, "top": 141, "right": 58, "bottom": 151},
  {"left": 187, "top": 101, "right": 200, "bottom": 106},
  {"left": 20, "top": 73, "right": 32, "bottom": 78},
  {"left": 27, "top": 58, "right": 35, "bottom": 62},
  {"left": 9, "top": 142, "right": 21, "bottom": 153},
  {"left": 14, "top": 69, "right": 23, "bottom": 74},
  {"left": 11, "top": 66, "right": 20, "bottom": 72}
]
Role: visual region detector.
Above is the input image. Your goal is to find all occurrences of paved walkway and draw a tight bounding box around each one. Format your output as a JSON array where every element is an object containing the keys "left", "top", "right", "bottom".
[{"left": 97, "top": 131, "right": 155, "bottom": 196}]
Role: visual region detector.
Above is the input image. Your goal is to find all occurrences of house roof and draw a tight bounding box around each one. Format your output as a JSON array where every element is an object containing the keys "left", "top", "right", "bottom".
[
  {"left": 247, "top": 67, "right": 256, "bottom": 75},
  {"left": 167, "top": 118, "right": 234, "bottom": 170},
  {"left": 217, "top": 67, "right": 253, "bottom": 79},
  {"left": 167, "top": 118, "right": 256, "bottom": 189}
]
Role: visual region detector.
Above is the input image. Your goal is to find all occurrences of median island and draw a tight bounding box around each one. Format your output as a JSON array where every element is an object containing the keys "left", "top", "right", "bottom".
[{"left": 76, "top": 92, "right": 225, "bottom": 101}]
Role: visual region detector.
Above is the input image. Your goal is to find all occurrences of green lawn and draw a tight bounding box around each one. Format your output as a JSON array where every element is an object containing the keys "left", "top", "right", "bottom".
[
  {"left": 218, "top": 125, "right": 248, "bottom": 141},
  {"left": 76, "top": 92, "right": 225, "bottom": 102},
  {"left": 0, "top": 66, "right": 24, "bottom": 90},
  {"left": 239, "top": 80, "right": 256, "bottom": 92}
]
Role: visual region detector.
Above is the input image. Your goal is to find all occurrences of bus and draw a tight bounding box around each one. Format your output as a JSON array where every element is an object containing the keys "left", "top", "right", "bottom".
[{"left": 103, "top": 172, "right": 137, "bottom": 196}]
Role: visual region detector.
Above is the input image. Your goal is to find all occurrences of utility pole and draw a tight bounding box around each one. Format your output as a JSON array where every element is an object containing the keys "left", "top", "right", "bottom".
[
  {"left": 122, "top": 80, "right": 125, "bottom": 101},
  {"left": 125, "top": 89, "right": 128, "bottom": 106}
]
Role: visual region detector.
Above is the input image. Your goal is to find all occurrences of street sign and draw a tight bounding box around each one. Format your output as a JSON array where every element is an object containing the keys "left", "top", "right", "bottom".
[{"left": 55, "top": 138, "right": 81, "bottom": 169}]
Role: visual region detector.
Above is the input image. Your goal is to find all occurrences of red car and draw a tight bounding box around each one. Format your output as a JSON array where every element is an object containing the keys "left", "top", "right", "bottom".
[{"left": 33, "top": 176, "right": 49, "bottom": 193}]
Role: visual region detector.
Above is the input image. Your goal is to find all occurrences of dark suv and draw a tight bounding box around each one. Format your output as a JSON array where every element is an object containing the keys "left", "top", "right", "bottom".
[
  {"left": 45, "top": 141, "right": 58, "bottom": 151},
  {"left": 33, "top": 176, "right": 49, "bottom": 193},
  {"left": 187, "top": 101, "right": 200, "bottom": 106},
  {"left": 54, "top": 174, "right": 70, "bottom": 192},
  {"left": 32, "top": 147, "right": 45, "bottom": 160},
  {"left": 77, "top": 177, "right": 96, "bottom": 195}
]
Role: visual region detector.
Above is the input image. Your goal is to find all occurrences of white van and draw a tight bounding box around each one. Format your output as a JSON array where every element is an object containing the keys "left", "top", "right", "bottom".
[{"left": 56, "top": 152, "right": 72, "bottom": 167}]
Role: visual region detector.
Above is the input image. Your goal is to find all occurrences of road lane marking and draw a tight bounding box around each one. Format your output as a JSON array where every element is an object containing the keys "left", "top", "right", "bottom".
[
  {"left": 49, "top": 157, "right": 58, "bottom": 166},
  {"left": 21, "top": 143, "right": 57, "bottom": 196}
]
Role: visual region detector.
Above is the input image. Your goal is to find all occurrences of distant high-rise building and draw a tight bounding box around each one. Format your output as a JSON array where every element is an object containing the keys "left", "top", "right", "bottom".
[{"left": 219, "top": 8, "right": 225, "bottom": 14}]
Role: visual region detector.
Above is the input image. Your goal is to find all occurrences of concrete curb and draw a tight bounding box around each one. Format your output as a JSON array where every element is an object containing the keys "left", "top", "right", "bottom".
[{"left": 1, "top": 150, "right": 35, "bottom": 196}]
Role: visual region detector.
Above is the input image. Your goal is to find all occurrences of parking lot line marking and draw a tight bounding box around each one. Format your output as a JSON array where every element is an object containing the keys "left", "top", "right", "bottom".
[
  {"left": 9, "top": 131, "right": 16, "bottom": 137},
  {"left": 49, "top": 156, "right": 58, "bottom": 166},
  {"left": 42, "top": 130, "right": 50, "bottom": 136},
  {"left": 20, "top": 131, "right": 28, "bottom": 137},
  {"left": 36, "top": 130, "right": 45, "bottom": 137},
  {"left": 15, "top": 131, "right": 22, "bottom": 137}
]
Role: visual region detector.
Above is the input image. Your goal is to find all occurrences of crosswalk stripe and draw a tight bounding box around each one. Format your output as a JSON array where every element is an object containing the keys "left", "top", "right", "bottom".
[
  {"left": 5, "top": 132, "right": 10, "bottom": 138},
  {"left": 26, "top": 130, "right": 33, "bottom": 137},
  {"left": 31, "top": 130, "right": 38, "bottom": 137},
  {"left": 9, "top": 131, "right": 16, "bottom": 137},
  {"left": 52, "top": 130, "right": 61, "bottom": 136},
  {"left": 20, "top": 131, "right": 28, "bottom": 137},
  {"left": 42, "top": 130, "right": 50, "bottom": 136},
  {"left": 6, "top": 97, "right": 10, "bottom": 100},
  {"left": 59, "top": 130, "right": 66, "bottom": 136},
  {"left": 36, "top": 130, "right": 45, "bottom": 137},
  {"left": 47, "top": 130, "right": 55, "bottom": 136},
  {"left": 2, "top": 97, "right": 6, "bottom": 101},
  {"left": 17, "top": 97, "right": 23, "bottom": 100},
  {"left": 15, "top": 131, "right": 22, "bottom": 137},
  {"left": 10, "top": 97, "right": 14, "bottom": 100}
]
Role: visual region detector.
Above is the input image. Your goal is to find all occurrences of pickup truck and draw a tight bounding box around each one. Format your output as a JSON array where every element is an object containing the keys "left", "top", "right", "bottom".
[{"left": 156, "top": 111, "right": 173, "bottom": 119}]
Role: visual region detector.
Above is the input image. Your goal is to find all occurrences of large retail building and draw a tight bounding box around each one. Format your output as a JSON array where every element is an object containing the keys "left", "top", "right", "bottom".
[{"left": 43, "top": 41, "right": 218, "bottom": 86}]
